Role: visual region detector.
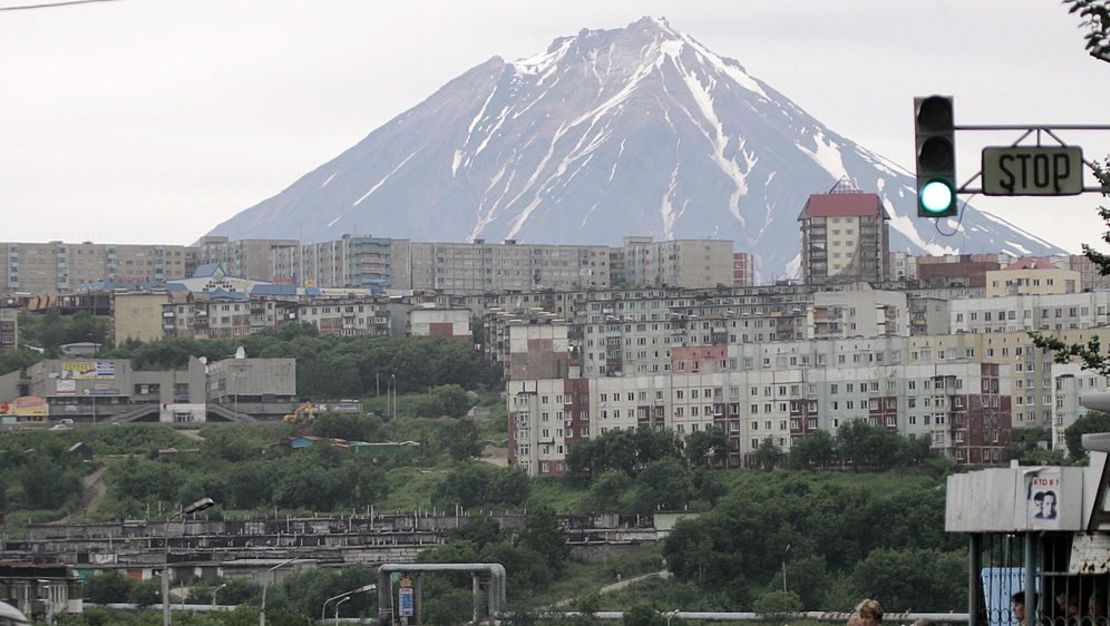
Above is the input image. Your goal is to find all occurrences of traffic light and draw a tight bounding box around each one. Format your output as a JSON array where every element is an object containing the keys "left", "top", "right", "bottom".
[{"left": 914, "top": 95, "right": 957, "bottom": 218}]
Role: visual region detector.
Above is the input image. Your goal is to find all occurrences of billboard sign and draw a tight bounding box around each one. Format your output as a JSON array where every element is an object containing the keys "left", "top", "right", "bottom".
[{"left": 61, "top": 360, "right": 116, "bottom": 380}]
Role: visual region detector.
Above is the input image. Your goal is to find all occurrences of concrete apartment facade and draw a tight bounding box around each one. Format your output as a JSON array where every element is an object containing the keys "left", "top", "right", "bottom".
[
  {"left": 622, "top": 237, "right": 734, "bottom": 289},
  {"left": 799, "top": 189, "right": 890, "bottom": 286},
  {"left": 985, "top": 257, "right": 1082, "bottom": 297},
  {"left": 508, "top": 330, "right": 1017, "bottom": 476},
  {"left": 0, "top": 306, "right": 17, "bottom": 353},
  {"left": 196, "top": 236, "right": 298, "bottom": 282},
  {"left": 0, "top": 241, "right": 195, "bottom": 294}
]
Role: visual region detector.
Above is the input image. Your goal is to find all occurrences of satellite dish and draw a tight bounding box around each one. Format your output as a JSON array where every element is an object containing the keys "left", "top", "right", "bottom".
[{"left": 235, "top": 346, "right": 246, "bottom": 360}]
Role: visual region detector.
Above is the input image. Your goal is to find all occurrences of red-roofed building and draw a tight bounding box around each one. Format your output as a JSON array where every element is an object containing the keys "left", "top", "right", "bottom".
[
  {"left": 985, "top": 256, "right": 1080, "bottom": 296},
  {"left": 798, "top": 180, "right": 890, "bottom": 285}
]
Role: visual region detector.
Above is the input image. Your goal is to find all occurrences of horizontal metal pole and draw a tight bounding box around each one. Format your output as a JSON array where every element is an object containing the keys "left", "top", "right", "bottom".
[
  {"left": 955, "top": 124, "right": 1110, "bottom": 131},
  {"left": 535, "top": 611, "right": 970, "bottom": 622}
]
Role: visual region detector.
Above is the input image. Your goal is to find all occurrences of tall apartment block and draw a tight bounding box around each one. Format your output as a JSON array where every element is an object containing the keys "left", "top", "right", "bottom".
[
  {"left": 278, "top": 235, "right": 412, "bottom": 290},
  {"left": 0, "top": 241, "right": 195, "bottom": 294},
  {"left": 622, "top": 237, "right": 734, "bottom": 289},
  {"left": 406, "top": 240, "right": 615, "bottom": 293},
  {"left": 196, "top": 236, "right": 298, "bottom": 282},
  {"left": 799, "top": 184, "right": 890, "bottom": 286},
  {"left": 0, "top": 306, "right": 17, "bottom": 353},
  {"left": 733, "top": 253, "right": 755, "bottom": 287}
]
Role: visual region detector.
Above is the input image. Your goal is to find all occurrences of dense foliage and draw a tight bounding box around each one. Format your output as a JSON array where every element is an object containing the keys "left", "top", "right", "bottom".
[
  {"left": 661, "top": 470, "right": 965, "bottom": 612},
  {"left": 99, "top": 323, "right": 499, "bottom": 398}
]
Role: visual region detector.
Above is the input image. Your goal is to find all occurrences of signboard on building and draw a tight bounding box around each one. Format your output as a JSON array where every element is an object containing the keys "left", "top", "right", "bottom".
[
  {"left": 62, "top": 360, "right": 116, "bottom": 380},
  {"left": 398, "top": 577, "right": 414, "bottom": 618},
  {"left": 1027, "top": 467, "right": 1062, "bottom": 529},
  {"left": 56, "top": 379, "right": 76, "bottom": 396},
  {"left": 0, "top": 396, "right": 49, "bottom": 420}
]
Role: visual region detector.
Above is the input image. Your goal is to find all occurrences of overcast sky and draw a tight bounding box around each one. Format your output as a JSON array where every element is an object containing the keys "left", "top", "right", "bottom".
[{"left": 2, "top": 0, "right": 1108, "bottom": 253}]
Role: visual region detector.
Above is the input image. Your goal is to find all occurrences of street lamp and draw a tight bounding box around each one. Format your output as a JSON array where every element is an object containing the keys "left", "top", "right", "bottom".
[
  {"left": 321, "top": 584, "right": 376, "bottom": 622},
  {"left": 163, "top": 497, "right": 216, "bottom": 626},
  {"left": 781, "top": 544, "right": 791, "bottom": 593},
  {"left": 333, "top": 596, "right": 350, "bottom": 625},
  {"left": 211, "top": 583, "right": 227, "bottom": 608},
  {"left": 259, "top": 555, "right": 303, "bottom": 626}
]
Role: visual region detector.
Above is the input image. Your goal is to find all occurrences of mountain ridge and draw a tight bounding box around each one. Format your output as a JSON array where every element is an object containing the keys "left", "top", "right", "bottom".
[{"left": 206, "top": 16, "right": 1063, "bottom": 280}]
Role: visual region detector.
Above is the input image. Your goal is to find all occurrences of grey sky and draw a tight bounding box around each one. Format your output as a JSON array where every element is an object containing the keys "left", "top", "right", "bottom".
[{"left": 1, "top": 0, "right": 1107, "bottom": 252}]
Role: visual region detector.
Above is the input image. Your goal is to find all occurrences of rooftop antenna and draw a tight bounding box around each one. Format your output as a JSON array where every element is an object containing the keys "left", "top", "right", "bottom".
[{"left": 828, "top": 176, "right": 861, "bottom": 194}]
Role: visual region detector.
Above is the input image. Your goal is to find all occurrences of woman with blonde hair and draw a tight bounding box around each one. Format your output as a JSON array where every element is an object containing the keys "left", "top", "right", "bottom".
[{"left": 853, "top": 599, "right": 885, "bottom": 626}]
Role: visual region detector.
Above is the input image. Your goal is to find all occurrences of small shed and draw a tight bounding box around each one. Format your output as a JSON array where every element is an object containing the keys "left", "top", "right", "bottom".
[{"left": 65, "top": 442, "right": 93, "bottom": 463}]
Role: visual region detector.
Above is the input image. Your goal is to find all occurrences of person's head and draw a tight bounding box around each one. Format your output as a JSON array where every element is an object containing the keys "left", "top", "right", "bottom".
[
  {"left": 1044, "top": 491, "right": 1058, "bottom": 516},
  {"left": 1013, "top": 591, "right": 1027, "bottom": 621},
  {"left": 1034, "top": 491, "right": 1047, "bottom": 516},
  {"left": 856, "top": 599, "right": 884, "bottom": 626}
]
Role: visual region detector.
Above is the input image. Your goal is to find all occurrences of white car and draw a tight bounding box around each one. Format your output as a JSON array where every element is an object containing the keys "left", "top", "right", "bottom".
[{"left": 49, "top": 423, "right": 72, "bottom": 431}]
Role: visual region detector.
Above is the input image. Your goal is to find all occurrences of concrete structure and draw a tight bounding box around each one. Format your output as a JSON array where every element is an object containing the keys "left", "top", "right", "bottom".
[
  {"left": 112, "top": 292, "right": 170, "bottom": 343},
  {"left": 1069, "top": 253, "right": 1110, "bottom": 290},
  {"left": 0, "top": 241, "right": 194, "bottom": 295},
  {"left": 509, "top": 331, "right": 1019, "bottom": 476},
  {"left": 887, "top": 252, "right": 918, "bottom": 281},
  {"left": 916, "top": 254, "right": 1002, "bottom": 289},
  {"left": 985, "top": 257, "right": 1081, "bottom": 297},
  {"left": 1051, "top": 363, "right": 1110, "bottom": 451},
  {"left": 408, "top": 307, "right": 470, "bottom": 344},
  {"left": 732, "top": 253, "right": 755, "bottom": 287},
  {"left": 799, "top": 184, "right": 890, "bottom": 286},
  {"left": 949, "top": 291, "right": 1110, "bottom": 335},
  {"left": 0, "top": 307, "right": 16, "bottom": 354},
  {"left": 810, "top": 286, "right": 909, "bottom": 339},
  {"left": 0, "top": 356, "right": 296, "bottom": 424},
  {"left": 286, "top": 234, "right": 412, "bottom": 290},
  {"left": 407, "top": 239, "right": 615, "bottom": 293},
  {"left": 621, "top": 237, "right": 734, "bottom": 289},
  {"left": 0, "top": 562, "right": 81, "bottom": 622},
  {"left": 195, "top": 236, "right": 297, "bottom": 282}
]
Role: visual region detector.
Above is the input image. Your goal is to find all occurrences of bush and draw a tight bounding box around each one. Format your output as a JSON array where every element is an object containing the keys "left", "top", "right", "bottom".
[{"left": 83, "top": 571, "right": 132, "bottom": 604}]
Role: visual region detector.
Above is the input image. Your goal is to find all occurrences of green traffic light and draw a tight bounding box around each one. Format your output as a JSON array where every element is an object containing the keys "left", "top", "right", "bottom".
[{"left": 919, "top": 179, "right": 954, "bottom": 214}]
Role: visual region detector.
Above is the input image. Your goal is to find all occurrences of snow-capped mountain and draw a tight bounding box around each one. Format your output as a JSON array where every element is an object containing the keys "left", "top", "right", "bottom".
[{"left": 205, "top": 17, "right": 1063, "bottom": 280}]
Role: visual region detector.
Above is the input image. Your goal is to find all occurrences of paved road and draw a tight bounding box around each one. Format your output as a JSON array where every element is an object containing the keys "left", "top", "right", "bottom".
[{"left": 551, "top": 570, "right": 671, "bottom": 608}]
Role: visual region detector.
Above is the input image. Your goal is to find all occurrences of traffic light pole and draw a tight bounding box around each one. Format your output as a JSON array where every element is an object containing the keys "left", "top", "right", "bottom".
[{"left": 948, "top": 122, "right": 1110, "bottom": 195}]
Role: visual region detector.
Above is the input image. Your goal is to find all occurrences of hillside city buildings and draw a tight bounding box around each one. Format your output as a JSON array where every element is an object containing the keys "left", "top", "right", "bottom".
[{"left": 3, "top": 186, "right": 1110, "bottom": 473}]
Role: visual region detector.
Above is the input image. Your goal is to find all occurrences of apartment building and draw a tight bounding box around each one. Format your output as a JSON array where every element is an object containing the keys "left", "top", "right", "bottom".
[
  {"left": 950, "top": 291, "right": 1110, "bottom": 335},
  {"left": 1051, "top": 363, "right": 1110, "bottom": 451},
  {"left": 405, "top": 240, "right": 615, "bottom": 293},
  {"left": 916, "top": 254, "right": 1003, "bottom": 289},
  {"left": 622, "top": 237, "right": 734, "bottom": 289},
  {"left": 799, "top": 185, "right": 890, "bottom": 286},
  {"left": 196, "top": 236, "right": 298, "bottom": 282},
  {"left": 0, "top": 306, "right": 17, "bottom": 353},
  {"left": 888, "top": 252, "right": 918, "bottom": 281},
  {"left": 1069, "top": 254, "right": 1110, "bottom": 291},
  {"left": 733, "top": 253, "right": 755, "bottom": 287},
  {"left": 985, "top": 257, "right": 1081, "bottom": 297},
  {"left": 408, "top": 307, "right": 470, "bottom": 344},
  {"left": 508, "top": 332, "right": 1015, "bottom": 476},
  {"left": 285, "top": 235, "right": 412, "bottom": 290},
  {"left": 0, "top": 241, "right": 195, "bottom": 294}
]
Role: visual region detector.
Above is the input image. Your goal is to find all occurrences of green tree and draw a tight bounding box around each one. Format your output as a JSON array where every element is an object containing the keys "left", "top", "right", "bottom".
[
  {"left": 516, "top": 506, "right": 569, "bottom": 575},
  {"left": 684, "top": 427, "right": 730, "bottom": 468},
  {"left": 624, "top": 458, "right": 693, "bottom": 514},
  {"left": 850, "top": 547, "right": 966, "bottom": 612},
  {"left": 752, "top": 437, "right": 784, "bottom": 470},
  {"left": 82, "top": 571, "right": 132, "bottom": 604},
  {"left": 623, "top": 604, "right": 664, "bottom": 626},
  {"left": 786, "top": 430, "right": 836, "bottom": 469},
  {"left": 1065, "top": 411, "right": 1110, "bottom": 459},
  {"left": 752, "top": 590, "right": 804, "bottom": 615},
  {"left": 20, "top": 456, "right": 81, "bottom": 509}
]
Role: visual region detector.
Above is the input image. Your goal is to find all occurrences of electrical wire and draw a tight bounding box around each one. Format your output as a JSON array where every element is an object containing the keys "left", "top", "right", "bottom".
[
  {"left": 933, "top": 192, "right": 975, "bottom": 237},
  {"left": 0, "top": 0, "right": 120, "bottom": 11}
]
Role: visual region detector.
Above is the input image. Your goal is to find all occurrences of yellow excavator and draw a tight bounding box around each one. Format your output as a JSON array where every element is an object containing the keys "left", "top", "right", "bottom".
[{"left": 282, "top": 401, "right": 318, "bottom": 432}]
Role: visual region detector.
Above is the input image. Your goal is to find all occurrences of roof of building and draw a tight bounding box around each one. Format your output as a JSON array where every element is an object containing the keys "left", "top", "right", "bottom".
[
  {"left": 1001, "top": 257, "right": 1059, "bottom": 271},
  {"left": 251, "top": 284, "right": 297, "bottom": 296},
  {"left": 800, "top": 192, "right": 885, "bottom": 219},
  {"left": 192, "top": 263, "right": 226, "bottom": 278}
]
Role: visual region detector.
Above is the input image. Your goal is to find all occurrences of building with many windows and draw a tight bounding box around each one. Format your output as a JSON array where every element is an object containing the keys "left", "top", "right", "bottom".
[
  {"left": 799, "top": 184, "right": 890, "bottom": 286},
  {"left": 0, "top": 241, "right": 195, "bottom": 294}
]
